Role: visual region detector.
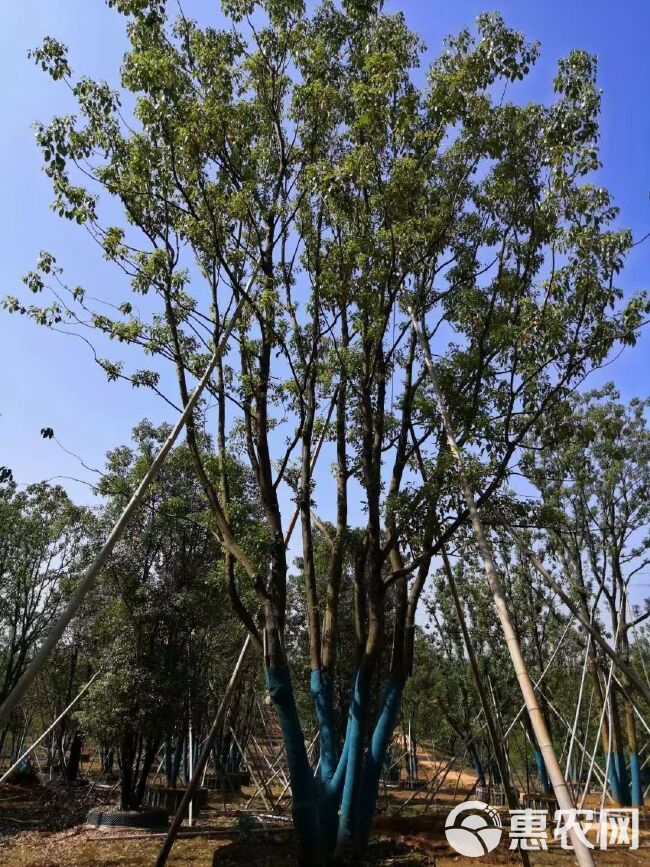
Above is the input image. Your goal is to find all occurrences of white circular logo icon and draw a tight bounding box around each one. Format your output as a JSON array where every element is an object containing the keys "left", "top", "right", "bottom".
[{"left": 445, "top": 799, "right": 503, "bottom": 857}]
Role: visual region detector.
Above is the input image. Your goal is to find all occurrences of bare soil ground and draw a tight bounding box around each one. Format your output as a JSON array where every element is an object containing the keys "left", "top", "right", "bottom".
[
  {"left": 2, "top": 813, "right": 650, "bottom": 866},
  {"left": 2, "top": 771, "right": 650, "bottom": 865}
]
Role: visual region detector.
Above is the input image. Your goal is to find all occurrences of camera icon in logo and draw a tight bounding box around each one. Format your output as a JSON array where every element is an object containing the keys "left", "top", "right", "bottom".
[{"left": 445, "top": 799, "right": 503, "bottom": 857}]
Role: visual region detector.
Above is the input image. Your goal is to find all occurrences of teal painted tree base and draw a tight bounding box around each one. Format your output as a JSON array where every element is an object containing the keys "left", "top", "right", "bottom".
[
  {"left": 533, "top": 747, "right": 552, "bottom": 795},
  {"left": 266, "top": 666, "right": 404, "bottom": 861},
  {"left": 613, "top": 750, "right": 632, "bottom": 806},
  {"left": 469, "top": 746, "right": 486, "bottom": 787},
  {"left": 630, "top": 751, "right": 643, "bottom": 807}
]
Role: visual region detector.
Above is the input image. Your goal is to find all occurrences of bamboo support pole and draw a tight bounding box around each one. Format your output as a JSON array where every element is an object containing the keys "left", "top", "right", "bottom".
[{"left": 410, "top": 309, "right": 595, "bottom": 867}]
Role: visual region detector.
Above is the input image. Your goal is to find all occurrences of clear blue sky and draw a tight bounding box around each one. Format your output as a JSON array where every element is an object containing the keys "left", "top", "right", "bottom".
[{"left": 1, "top": 0, "right": 649, "bottom": 509}]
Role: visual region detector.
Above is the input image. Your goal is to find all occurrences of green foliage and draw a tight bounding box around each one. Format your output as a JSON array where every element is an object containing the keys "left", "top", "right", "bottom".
[
  {"left": 0, "top": 479, "right": 92, "bottom": 745},
  {"left": 523, "top": 387, "right": 650, "bottom": 629},
  {"left": 77, "top": 422, "right": 262, "bottom": 804}
]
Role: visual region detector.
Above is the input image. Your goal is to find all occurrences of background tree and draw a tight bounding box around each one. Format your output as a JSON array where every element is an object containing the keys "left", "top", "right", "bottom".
[
  {"left": 78, "top": 421, "right": 260, "bottom": 809},
  {"left": 522, "top": 388, "right": 650, "bottom": 806},
  {"left": 0, "top": 478, "right": 91, "bottom": 758}
]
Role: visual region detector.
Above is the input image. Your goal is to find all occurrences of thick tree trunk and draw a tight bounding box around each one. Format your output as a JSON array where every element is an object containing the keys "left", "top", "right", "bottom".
[
  {"left": 119, "top": 732, "right": 136, "bottom": 810},
  {"left": 617, "top": 593, "right": 643, "bottom": 807},
  {"left": 623, "top": 682, "right": 642, "bottom": 807},
  {"left": 468, "top": 744, "right": 486, "bottom": 787},
  {"left": 311, "top": 670, "right": 337, "bottom": 785},
  {"left": 134, "top": 738, "right": 161, "bottom": 808},
  {"left": 65, "top": 731, "right": 83, "bottom": 783},
  {"left": 623, "top": 678, "right": 643, "bottom": 807},
  {"left": 522, "top": 712, "right": 551, "bottom": 795},
  {"left": 265, "top": 659, "right": 405, "bottom": 862},
  {"left": 608, "top": 688, "right": 631, "bottom": 806},
  {"left": 171, "top": 733, "right": 185, "bottom": 788},
  {"left": 267, "top": 667, "right": 323, "bottom": 862},
  {"left": 164, "top": 741, "right": 173, "bottom": 786},
  {"left": 357, "top": 677, "right": 403, "bottom": 845},
  {"left": 322, "top": 316, "right": 348, "bottom": 683},
  {"left": 336, "top": 665, "right": 371, "bottom": 854}
]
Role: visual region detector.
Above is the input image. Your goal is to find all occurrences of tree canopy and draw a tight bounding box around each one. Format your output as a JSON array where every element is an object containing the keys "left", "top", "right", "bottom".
[{"left": 3, "top": 0, "right": 650, "bottom": 861}]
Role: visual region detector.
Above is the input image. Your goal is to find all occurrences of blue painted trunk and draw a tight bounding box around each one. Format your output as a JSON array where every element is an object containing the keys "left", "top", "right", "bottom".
[
  {"left": 629, "top": 751, "right": 643, "bottom": 807},
  {"left": 266, "top": 667, "right": 323, "bottom": 856},
  {"left": 607, "top": 759, "right": 624, "bottom": 806},
  {"left": 336, "top": 666, "right": 370, "bottom": 851},
  {"left": 468, "top": 745, "right": 486, "bottom": 787},
  {"left": 533, "top": 747, "right": 552, "bottom": 795},
  {"left": 310, "top": 669, "right": 343, "bottom": 850},
  {"left": 613, "top": 750, "right": 631, "bottom": 806},
  {"left": 310, "top": 669, "right": 338, "bottom": 784},
  {"left": 357, "top": 678, "right": 404, "bottom": 845},
  {"left": 171, "top": 736, "right": 184, "bottom": 788},
  {"left": 266, "top": 666, "right": 406, "bottom": 860}
]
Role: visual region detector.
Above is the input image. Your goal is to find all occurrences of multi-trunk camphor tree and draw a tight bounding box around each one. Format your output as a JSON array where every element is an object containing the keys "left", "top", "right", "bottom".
[
  {"left": 7, "top": 0, "right": 648, "bottom": 859},
  {"left": 285, "top": 526, "right": 389, "bottom": 742},
  {"left": 522, "top": 388, "right": 650, "bottom": 807}
]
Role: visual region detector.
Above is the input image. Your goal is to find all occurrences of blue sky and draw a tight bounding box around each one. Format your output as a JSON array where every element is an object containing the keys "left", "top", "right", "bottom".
[{"left": 1, "top": 0, "right": 649, "bottom": 521}]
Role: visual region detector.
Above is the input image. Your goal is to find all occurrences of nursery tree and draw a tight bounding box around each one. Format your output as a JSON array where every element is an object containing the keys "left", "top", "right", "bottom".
[
  {"left": 0, "top": 478, "right": 91, "bottom": 755},
  {"left": 523, "top": 389, "right": 650, "bottom": 806},
  {"left": 8, "top": 0, "right": 648, "bottom": 859},
  {"left": 79, "top": 421, "right": 258, "bottom": 809},
  {"left": 433, "top": 528, "right": 584, "bottom": 794}
]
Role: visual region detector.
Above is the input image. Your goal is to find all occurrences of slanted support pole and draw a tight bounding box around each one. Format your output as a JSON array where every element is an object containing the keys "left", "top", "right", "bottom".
[
  {"left": 410, "top": 309, "right": 595, "bottom": 867},
  {"left": 440, "top": 547, "right": 530, "bottom": 867}
]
